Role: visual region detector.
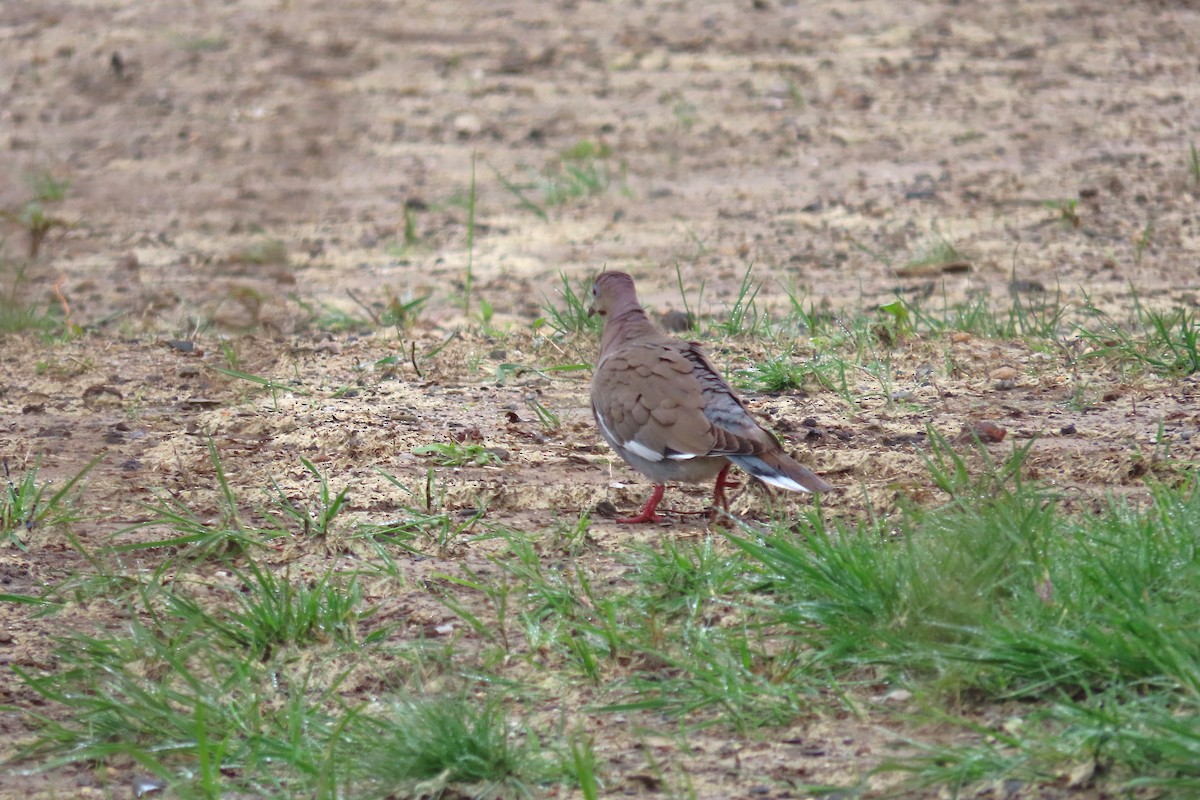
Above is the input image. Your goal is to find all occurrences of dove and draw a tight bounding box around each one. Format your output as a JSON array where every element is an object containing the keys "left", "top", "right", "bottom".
[{"left": 588, "top": 270, "right": 832, "bottom": 523}]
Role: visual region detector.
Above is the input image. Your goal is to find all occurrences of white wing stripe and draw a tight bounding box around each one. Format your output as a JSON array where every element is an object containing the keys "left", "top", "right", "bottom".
[{"left": 624, "top": 439, "right": 665, "bottom": 463}]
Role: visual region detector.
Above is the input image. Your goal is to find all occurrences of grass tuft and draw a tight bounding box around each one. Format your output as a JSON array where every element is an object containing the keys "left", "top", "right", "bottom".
[
  {"left": 712, "top": 264, "right": 766, "bottom": 337},
  {"left": 157, "top": 561, "right": 363, "bottom": 658},
  {"left": 2, "top": 456, "right": 98, "bottom": 549},
  {"left": 2, "top": 171, "right": 73, "bottom": 259},
  {"left": 354, "top": 695, "right": 558, "bottom": 797},
  {"left": 113, "top": 444, "right": 357, "bottom": 560},
  {"left": 535, "top": 270, "right": 601, "bottom": 338},
  {"left": 413, "top": 441, "right": 505, "bottom": 467},
  {"left": 727, "top": 451, "right": 1200, "bottom": 791},
  {"left": 1079, "top": 300, "right": 1199, "bottom": 377}
]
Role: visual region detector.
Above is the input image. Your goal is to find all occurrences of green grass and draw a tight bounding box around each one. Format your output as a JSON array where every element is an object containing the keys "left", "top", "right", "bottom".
[
  {"left": 345, "top": 288, "right": 430, "bottom": 332},
  {"left": 733, "top": 350, "right": 812, "bottom": 393},
  {"left": 13, "top": 569, "right": 569, "bottom": 797},
  {"left": 9, "top": 451, "right": 582, "bottom": 798},
  {"left": 539, "top": 140, "right": 615, "bottom": 206},
  {"left": 371, "top": 467, "right": 491, "bottom": 551},
  {"left": 415, "top": 423, "right": 1200, "bottom": 791},
  {"left": 1078, "top": 299, "right": 1200, "bottom": 377},
  {"left": 901, "top": 284, "right": 1070, "bottom": 341},
  {"left": 711, "top": 264, "right": 768, "bottom": 337},
  {"left": 726, "top": 446, "right": 1200, "bottom": 791},
  {"left": 1044, "top": 197, "right": 1081, "bottom": 228},
  {"left": 1, "top": 254, "right": 64, "bottom": 334},
  {"left": 384, "top": 199, "right": 425, "bottom": 255},
  {"left": 14, "top": 592, "right": 356, "bottom": 793},
  {"left": 0, "top": 301, "right": 59, "bottom": 334},
  {"left": 2, "top": 456, "right": 98, "bottom": 549},
  {"left": 292, "top": 295, "right": 374, "bottom": 334},
  {"left": 2, "top": 171, "right": 73, "bottom": 259},
  {"left": 525, "top": 395, "right": 562, "bottom": 432},
  {"left": 815, "top": 276, "right": 1198, "bottom": 386},
  {"left": 353, "top": 695, "right": 562, "bottom": 797},
  {"left": 413, "top": 441, "right": 505, "bottom": 467},
  {"left": 12, "top": 426, "right": 1200, "bottom": 797},
  {"left": 10, "top": 281, "right": 1200, "bottom": 798},
  {"left": 671, "top": 262, "right": 703, "bottom": 333},
  {"left": 493, "top": 140, "right": 622, "bottom": 220},
  {"left": 535, "top": 270, "right": 601, "bottom": 338},
  {"left": 111, "top": 443, "right": 354, "bottom": 560},
  {"left": 263, "top": 457, "right": 351, "bottom": 538},
  {"left": 156, "top": 561, "right": 363, "bottom": 657},
  {"left": 433, "top": 525, "right": 828, "bottom": 728}
]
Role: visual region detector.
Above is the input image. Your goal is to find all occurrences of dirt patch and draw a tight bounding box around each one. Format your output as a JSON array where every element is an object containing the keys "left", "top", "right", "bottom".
[{"left": 2, "top": 0, "right": 1200, "bottom": 796}]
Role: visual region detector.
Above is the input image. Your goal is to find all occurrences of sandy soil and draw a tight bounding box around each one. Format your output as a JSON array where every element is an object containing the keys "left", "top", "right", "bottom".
[{"left": 2, "top": 0, "right": 1199, "bottom": 797}]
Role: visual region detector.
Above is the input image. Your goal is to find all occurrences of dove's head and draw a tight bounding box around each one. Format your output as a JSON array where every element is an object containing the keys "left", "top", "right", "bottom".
[{"left": 588, "top": 271, "right": 641, "bottom": 320}]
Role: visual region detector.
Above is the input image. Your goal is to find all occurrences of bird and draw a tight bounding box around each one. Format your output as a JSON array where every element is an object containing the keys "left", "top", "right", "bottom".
[{"left": 588, "top": 270, "right": 833, "bottom": 523}]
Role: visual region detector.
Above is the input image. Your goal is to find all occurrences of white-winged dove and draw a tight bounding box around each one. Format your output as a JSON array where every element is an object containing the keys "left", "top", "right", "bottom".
[{"left": 589, "top": 270, "right": 833, "bottom": 523}]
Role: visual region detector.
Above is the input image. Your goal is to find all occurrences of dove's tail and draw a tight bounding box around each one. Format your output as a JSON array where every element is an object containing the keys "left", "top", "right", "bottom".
[{"left": 728, "top": 451, "right": 833, "bottom": 494}]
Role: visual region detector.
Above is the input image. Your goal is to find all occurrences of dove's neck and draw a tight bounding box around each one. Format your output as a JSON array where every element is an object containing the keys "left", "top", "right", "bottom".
[{"left": 600, "top": 307, "right": 660, "bottom": 356}]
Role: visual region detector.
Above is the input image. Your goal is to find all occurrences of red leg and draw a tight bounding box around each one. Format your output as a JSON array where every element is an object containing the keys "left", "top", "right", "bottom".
[
  {"left": 708, "top": 464, "right": 733, "bottom": 519},
  {"left": 618, "top": 484, "right": 666, "bottom": 524}
]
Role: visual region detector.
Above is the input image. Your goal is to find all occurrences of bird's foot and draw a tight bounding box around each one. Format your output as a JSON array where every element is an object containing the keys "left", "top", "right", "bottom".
[
  {"left": 616, "top": 510, "right": 663, "bottom": 524},
  {"left": 708, "top": 464, "right": 737, "bottom": 517},
  {"left": 615, "top": 484, "right": 667, "bottom": 524}
]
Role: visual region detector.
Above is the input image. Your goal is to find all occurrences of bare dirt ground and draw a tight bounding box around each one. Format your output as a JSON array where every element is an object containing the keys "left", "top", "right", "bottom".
[{"left": 2, "top": 0, "right": 1200, "bottom": 797}]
